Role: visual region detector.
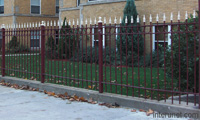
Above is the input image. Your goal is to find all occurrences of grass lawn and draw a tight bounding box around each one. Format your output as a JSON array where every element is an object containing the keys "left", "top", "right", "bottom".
[{"left": 2, "top": 54, "right": 176, "bottom": 100}]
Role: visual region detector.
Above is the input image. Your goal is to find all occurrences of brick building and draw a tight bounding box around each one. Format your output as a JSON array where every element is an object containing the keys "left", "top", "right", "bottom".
[
  {"left": 59, "top": 0, "right": 198, "bottom": 53},
  {"left": 0, "top": 0, "right": 59, "bottom": 48}
]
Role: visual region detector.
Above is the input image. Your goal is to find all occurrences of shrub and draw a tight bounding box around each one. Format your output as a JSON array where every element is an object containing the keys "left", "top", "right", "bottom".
[
  {"left": 165, "top": 13, "right": 199, "bottom": 92},
  {"left": 116, "top": 0, "right": 144, "bottom": 66},
  {"left": 72, "top": 47, "right": 120, "bottom": 65},
  {"left": 45, "top": 36, "right": 58, "bottom": 59},
  {"left": 58, "top": 17, "right": 77, "bottom": 59},
  {"left": 8, "top": 36, "right": 29, "bottom": 53}
]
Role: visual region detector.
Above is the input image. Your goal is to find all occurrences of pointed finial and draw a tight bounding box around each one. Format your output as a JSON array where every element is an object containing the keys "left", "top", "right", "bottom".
[
  {"left": 29, "top": 23, "right": 31, "bottom": 28},
  {"left": 156, "top": 14, "right": 159, "bottom": 22},
  {"left": 193, "top": 10, "right": 196, "bottom": 18},
  {"left": 94, "top": 17, "right": 97, "bottom": 24},
  {"left": 109, "top": 17, "right": 111, "bottom": 24},
  {"left": 131, "top": 16, "right": 133, "bottom": 23},
  {"left": 163, "top": 13, "right": 166, "bottom": 21},
  {"left": 125, "top": 16, "right": 128, "bottom": 23},
  {"left": 104, "top": 17, "right": 106, "bottom": 24},
  {"left": 32, "top": 23, "right": 34, "bottom": 28},
  {"left": 170, "top": 12, "right": 173, "bottom": 21},
  {"left": 41, "top": 21, "right": 45, "bottom": 26},
  {"left": 178, "top": 11, "right": 180, "bottom": 20},
  {"left": 16, "top": 24, "right": 18, "bottom": 29},
  {"left": 47, "top": 21, "right": 49, "bottom": 26},
  {"left": 54, "top": 20, "right": 56, "bottom": 26},
  {"left": 77, "top": 19, "right": 79, "bottom": 26},
  {"left": 137, "top": 15, "right": 139, "bottom": 23},
  {"left": 149, "top": 14, "right": 152, "bottom": 22},
  {"left": 81, "top": 19, "right": 83, "bottom": 25},
  {"left": 185, "top": 11, "right": 188, "bottom": 20},
  {"left": 73, "top": 19, "right": 75, "bottom": 25},
  {"left": 98, "top": 17, "right": 102, "bottom": 23},
  {"left": 69, "top": 19, "right": 71, "bottom": 25},
  {"left": 50, "top": 21, "right": 52, "bottom": 26},
  {"left": 143, "top": 15, "right": 146, "bottom": 22},
  {"left": 120, "top": 16, "right": 122, "bottom": 23},
  {"left": 90, "top": 18, "right": 92, "bottom": 25},
  {"left": 85, "top": 19, "right": 87, "bottom": 25},
  {"left": 114, "top": 17, "right": 117, "bottom": 24},
  {"left": 27, "top": 23, "right": 29, "bottom": 28}
]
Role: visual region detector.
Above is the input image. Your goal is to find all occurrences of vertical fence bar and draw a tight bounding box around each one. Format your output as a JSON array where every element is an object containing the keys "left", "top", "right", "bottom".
[
  {"left": 198, "top": 0, "right": 200, "bottom": 109},
  {"left": 1, "top": 24, "right": 5, "bottom": 77},
  {"left": 98, "top": 17, "right": 103, "bottom": 93},
  {"left": 41, "top": 21, "right": 45, "bottom": 83}
]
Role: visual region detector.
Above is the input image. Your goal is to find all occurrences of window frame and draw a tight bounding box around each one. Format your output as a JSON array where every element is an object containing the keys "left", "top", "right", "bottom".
[
  {"left": 0, "top": 0, "right": 4, "bottom": 14},
  {"left": 152, "top": 25, "right": 171, "bottom": 50},
  {"left": 30, "top": 0, "right": 41, "bottom": 14},
  {"left": 56, "top": 0, "right": 59, "bottom": 14},
  {"left": 30, "top": 30, "right": 41, "bottom": 49}
]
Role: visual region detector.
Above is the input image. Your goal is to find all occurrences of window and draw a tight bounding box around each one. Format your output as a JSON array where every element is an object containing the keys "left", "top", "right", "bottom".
[
  {"left": 152, "top": 25, "right": 171, "bottom": 50},
  {"left": 92, "top": 26, "right": 105, "bottom": 48},
  {"left": 31, "top": 0, "right": 40, "bottom": 14},
  {"left": 77, "top": 0, "right": 80, "bottom": 6},
  {"left": 55, "top": 30, "right": 59, "bottom": 44},
  {"left": 31, "top": 31, "right": 40, "bottom": 48},
  {"left": 0, "top": 0, "right": 4, "bottom": 14},
  {"left": 56, "top": 0, "right": 59, "bottom": 14},
  {"left": 92, "top": 25, "right": 118, "bottom": 49}
]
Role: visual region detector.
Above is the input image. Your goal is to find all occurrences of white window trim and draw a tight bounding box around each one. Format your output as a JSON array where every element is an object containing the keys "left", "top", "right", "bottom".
[
  {"left": 77, "top": 0, "right": 80, "bottom": 6},
  {"left": 92, "top": 26, "right": 105, "bottom": 48},
  {"left": 152, "top": 25, "right": 171, "bottom": 50},
  {"left": 30, "top": 0, "right": 41, "bottom": 14}
]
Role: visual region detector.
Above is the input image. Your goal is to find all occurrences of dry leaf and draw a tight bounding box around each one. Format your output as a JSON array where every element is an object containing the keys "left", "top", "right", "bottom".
[
  {"left": 64, "top": 92, "right": 68, "bottom": 97},
  {"left": 131, "top": 109, "right": 136, "bottom": 112},
  {"left": 139, "top": 109, "right": 146, "bottom": 112}
]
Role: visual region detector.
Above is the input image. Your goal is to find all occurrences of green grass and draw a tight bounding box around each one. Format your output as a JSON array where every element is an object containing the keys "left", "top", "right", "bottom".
[{"left": 2, "top": 54, "right": 176, "bottom": 100}]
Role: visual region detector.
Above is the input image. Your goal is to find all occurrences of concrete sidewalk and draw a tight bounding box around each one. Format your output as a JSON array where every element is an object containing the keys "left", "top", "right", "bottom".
[{"left": 0, "top": 86, "right": 189, "bottom": 120}]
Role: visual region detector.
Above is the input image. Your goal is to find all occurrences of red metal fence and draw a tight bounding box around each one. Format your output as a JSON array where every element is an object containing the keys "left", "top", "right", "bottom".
[{"left": 1, "top": 11, "right": 200, "bottom": 108}]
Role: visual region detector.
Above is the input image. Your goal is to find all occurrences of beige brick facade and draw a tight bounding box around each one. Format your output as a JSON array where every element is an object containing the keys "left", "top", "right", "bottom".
[
  {"left": 60, "top": 0, "right": 198, "bottom": 53},
  {"left": 0, "top": 0, "right": 59, "bottom": 26}
]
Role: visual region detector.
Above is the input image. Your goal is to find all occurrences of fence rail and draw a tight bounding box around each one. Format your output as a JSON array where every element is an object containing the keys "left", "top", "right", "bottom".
[{"left": 1, "top": 11, "right": 200, "bottom": 109}]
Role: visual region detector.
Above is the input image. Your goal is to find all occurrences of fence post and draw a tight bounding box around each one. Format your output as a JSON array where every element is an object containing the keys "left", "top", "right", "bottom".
[
  {"left": 198, "top": 0, "right": 200, "bottom": 109},
  {"left": 1, "top": 24, "right": 5, "bottom": 77},
  {"left": 98, "top": 17, "right": 103, "bottom": 93},
  {"left": 41, "top": 21, "right": 45, "bottom": 83}
]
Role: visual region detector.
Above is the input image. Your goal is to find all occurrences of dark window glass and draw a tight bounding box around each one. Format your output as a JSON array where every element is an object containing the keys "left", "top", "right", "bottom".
[
  {"left": 30, "top": 39, "right": 39, "bottom": 47},
  {"left": 0, "top": 6, "right": 4, "bottom": 14},
  {"left": 56, "top": 6, "right": 59, "bottom": 14},
  {"left": 31, "top": 31, "right": 40, "bottom": 47},
  {"left": 55, "top": 30, "right": 59, "bottom": 44},
  {"left": 31, "top": 6, "right": 40, "bottom": 14}
]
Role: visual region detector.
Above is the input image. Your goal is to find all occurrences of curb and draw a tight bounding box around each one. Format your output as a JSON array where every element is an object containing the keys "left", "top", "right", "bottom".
[{"left": 0, "top": 76, "right": 200, "bottom": 118}]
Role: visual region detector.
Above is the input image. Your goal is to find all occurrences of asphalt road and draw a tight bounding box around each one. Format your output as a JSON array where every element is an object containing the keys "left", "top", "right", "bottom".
[{"left": 0, "top": 86, "right": 189, "bottom": 120}]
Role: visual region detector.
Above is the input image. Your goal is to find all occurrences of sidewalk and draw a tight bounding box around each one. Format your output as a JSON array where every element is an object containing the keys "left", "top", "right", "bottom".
[{"left": 0, "top": 86, "right": 188, "bottom": 120}]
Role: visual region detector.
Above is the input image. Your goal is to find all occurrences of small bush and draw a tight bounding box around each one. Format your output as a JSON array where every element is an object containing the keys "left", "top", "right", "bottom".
[
  {"left": 45, "top": 36, "right": 58, "bottom": 59},
  {"left": 8, "top": 36, "right": 29, "bottom": 53},
  {"left": 72, "top": 47, "right": 120, "bottom": 65}
]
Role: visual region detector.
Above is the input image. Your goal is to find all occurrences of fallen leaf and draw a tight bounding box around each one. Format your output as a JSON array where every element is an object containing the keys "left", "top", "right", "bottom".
[
  {"left": 131, "top": 109, "right": 136, "bottom": 112},
  {"left": 139, "top": 109, "right": 146, "bottom": 112},
  {"left": 47, "top": 92, "right": 55, "bottom": 96}
]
